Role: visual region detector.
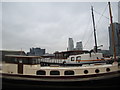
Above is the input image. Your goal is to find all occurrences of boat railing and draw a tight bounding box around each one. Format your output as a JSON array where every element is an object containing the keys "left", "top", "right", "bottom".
[{"left": 39, "top": 58, "right": 66, "bottom": 64}]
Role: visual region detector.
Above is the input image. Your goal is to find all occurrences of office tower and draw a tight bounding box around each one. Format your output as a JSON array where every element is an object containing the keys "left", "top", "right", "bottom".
[
  {"left": 27, "top": 47, "right": 45, "bottom": 56},
  {"left": 109, "top": 22, "right": 120, "bottom": 56},
  {"left": 76, "top": 41, "right": 83, "bottom": 50},
  {"left": 68, "top": 38, "right": 74, "bottom": 51}
]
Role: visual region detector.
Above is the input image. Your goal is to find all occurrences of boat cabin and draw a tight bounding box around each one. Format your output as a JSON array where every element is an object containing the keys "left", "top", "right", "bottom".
[
  {"left": 66, "top": 53, "right": 104, "bottom": 64},
  {"left": 39, "top": 53, "right": 106, "bottom": 66},
  {"left": 4, "top": 55, "right": 41, "bottom": 64},
  {"left": 2, "top": 55, "right": 41, "bottom": 74}
]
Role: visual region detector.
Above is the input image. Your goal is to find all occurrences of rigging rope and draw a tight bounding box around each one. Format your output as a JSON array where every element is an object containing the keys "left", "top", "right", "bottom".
[
  {"left": 81, "top": 15, "right": 91, "bottom": 42},
  {"left": 83, "top": 3, "right": 109, "bottom": 49},
  {"left": 83, "top": 31, "right": 94, "bottom": 49},
  {"left": 95, "top": 4, "right": 109, "bottom": 29},
  {"left": 95, "top": 4, "right": 109, "bottom": 46}
]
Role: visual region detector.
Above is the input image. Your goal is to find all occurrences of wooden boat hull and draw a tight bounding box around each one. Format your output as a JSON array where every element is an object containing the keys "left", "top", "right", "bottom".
[{"left": 1, "top": 70, "right": 120, "bottom": 89}]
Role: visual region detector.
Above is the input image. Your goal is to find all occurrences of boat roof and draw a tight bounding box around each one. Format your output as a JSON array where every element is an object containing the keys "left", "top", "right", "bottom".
[
  {"left": 5, "top": 55, "right": 41, "bottom": 58},
  {"left": 69, "top": 53, "right": 103, "bottom": 57}
]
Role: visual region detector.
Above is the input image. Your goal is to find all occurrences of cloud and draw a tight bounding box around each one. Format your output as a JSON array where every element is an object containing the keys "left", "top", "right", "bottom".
[{"left": 2, "top": 2, "right": 118, "bottom": 53}]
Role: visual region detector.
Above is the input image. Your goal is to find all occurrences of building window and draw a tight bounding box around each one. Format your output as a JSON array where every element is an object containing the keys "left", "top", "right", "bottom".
[
  {"left": 71, "top": 57, "right": 75, "bottom": 61},
  {"left": 36, "top": 70, "right": 46, "bottom": 75},
  {"left": 50, "top": 70, "right": 60, "bottom": 75},
  {"left": 64, "top": 70, "right": 74, "bottom": 75}
]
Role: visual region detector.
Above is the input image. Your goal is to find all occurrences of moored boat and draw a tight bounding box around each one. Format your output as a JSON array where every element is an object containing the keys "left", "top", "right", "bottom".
[
  {"left": 40, "top": 52, "right": 115, "bottom": 66},
  {"left": 0, "top": 55, "right": 120, "bottom": 88},
  {"left": 1, "top": 2, "right": 120, "bottom": 89}
]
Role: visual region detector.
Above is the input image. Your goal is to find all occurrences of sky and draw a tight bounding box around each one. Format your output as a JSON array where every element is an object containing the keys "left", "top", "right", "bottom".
[{"left": 1, "top": 1, "right": 119, "bottom": 54}]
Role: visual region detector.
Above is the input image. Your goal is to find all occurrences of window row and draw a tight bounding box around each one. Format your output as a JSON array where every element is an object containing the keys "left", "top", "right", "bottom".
[
  {"left": 71, "top": 56, "right": 81, "bottom": 61},
  {"left": 36, "top": 70, "right": 74, "bottom": 75},
  {"left": 36, "top": 68, "right": 111, "bottom": 75}
]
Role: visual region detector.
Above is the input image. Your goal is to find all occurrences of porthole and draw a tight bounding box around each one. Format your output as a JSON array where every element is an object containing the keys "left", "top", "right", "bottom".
[
  {"left": 50, "top": 70, "right": 60, "bottom": 75},
  {"left": 84, "top": 70, "right": 88, "bottom": 74},
  {"left": 36, "top": 70, "right": 46, "bottom": 75},
  {"left": 64, "top": 70, "right": 74, "bottom": 75},
  {"left": 106, "top": 68, "right": 110, "bottom": 72},
  {"left": 95, "top": 69, "right": 100, "bottom": 73}
]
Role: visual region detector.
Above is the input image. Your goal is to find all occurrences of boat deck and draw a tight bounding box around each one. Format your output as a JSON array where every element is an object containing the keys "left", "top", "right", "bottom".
[{"left": 40, "top": 64, "right": 113, "bottom": 69}]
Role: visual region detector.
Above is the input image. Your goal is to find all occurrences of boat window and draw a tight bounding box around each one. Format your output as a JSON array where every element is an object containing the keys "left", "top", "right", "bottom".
[
  {"left": 36, "top": 70, "right": 46, "bottom": 75},
  {"left": 50, "top": 70, "right": 60, "bottom": 75},
  {"left": 106, "top": 68, "right": 110, "bottom": 72},
  {"left": 95, "top": 69, "right": 100, "bottom": 73},
  {"left": 64, "top": 70, "right": 74, "bottom": 75},
  {"left": 71, "top": 57, "right": 75, "bottom": 61},
  {"left": 14, "top": 58, "right": 18, "bottom": 63},
  {"left": 19, "top": 60, "right": 22, "bottom": 63},
  {"left": 76, "top": 56, "right": 81, "bottom": 60},
  {"left": 29, "top": 58, "right": 40, "bottom": 64},
  {"left": 84, "top": 70, "right": 88, "bottom": 74}
]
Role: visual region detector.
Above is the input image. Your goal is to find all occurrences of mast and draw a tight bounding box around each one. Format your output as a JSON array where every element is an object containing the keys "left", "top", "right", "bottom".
[
  {"left": 108, "top": 2, "right": 117, "bottom": 61},
  {"left": 91, "top": 6, "right": 98, "bottom": 52}
]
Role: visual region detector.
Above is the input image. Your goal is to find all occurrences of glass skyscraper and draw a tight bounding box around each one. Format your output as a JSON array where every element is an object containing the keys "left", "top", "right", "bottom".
[
  {"left": 109, "top": 22, "right": 120, "bottom": 56},
  {"left": 68, "top": 38, "right": 74, "bottom": 51}
]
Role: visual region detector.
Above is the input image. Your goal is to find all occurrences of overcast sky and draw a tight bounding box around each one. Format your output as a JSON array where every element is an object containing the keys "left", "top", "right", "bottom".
[{"left": 1, "top": 2, "right": 119, "bottom": 53}]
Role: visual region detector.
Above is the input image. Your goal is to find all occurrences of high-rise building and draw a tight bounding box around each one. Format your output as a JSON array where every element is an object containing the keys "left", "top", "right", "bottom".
[
  {"left": 109, "top": 22, "right": 120, "bottom": 56},
  {"left": 68, "top": 38, "right": 74, "bottom": 51},
  {"left": 76, "top": 41, "right": 83, "bottom": 50},
  {"left": 27, "top": 47, "right": 45, "bottom": 56}
]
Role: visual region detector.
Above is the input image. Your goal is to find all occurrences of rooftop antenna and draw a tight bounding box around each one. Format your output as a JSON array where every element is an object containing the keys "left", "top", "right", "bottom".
[{"left": 108, "top": 2, "right": 117, "bottom": 61}]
